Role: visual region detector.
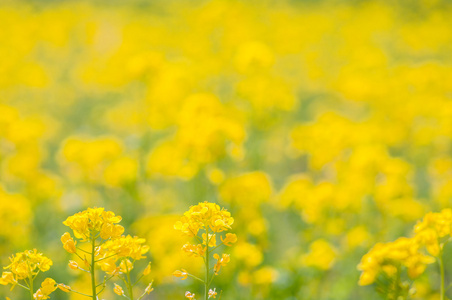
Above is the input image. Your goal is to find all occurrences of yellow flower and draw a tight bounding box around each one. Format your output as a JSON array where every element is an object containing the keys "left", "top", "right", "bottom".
[
  {"left": 57, "top": 283, "right": 71, "bottom": 292},
  {"left": 100, "top": 222, "right": 125, "bottom": 240},
  {"left": 39, "top": 278, "right": 57, "bottom": 296},
  {"left": 4, "top": 249, "right": 52, "bottom": 280},
  {"left": 302, "top": 239, "right": 336, "bottom": 270},
  {"left": 143, "top": 262, "right": 152, "bottom": 276},
  {"left": 33, "top": 289, "right": 47, "bottom": 300},
  {"left": 101, "top": 235, "right": 149, "bottom": 261},
  {"left": 202, "top": 233, "right": 217, "bottom": 247},
  {"left": 99, "top": 257, "right": 119, "bottom": 275},
  {"left": 253, "top": 267, "right": 279, "bottom": 285},
  {"left": 0, "top": 272, "right": 15, "bottom": 285},
  {"left": 174, "top": 202, "right": 236, "bottom": 295},
  {"left": 174, "top": 202, "right": 234, "bottom": 237},
  {"left": 221, "top": 233, "right": 237, "bottom": 246},
  {"left": 208, "top": 288, "right": 217, "bottom": 298},
  {"left": 33, "top": 278, "right": 57, "bottom": 300},
  {"left": 185, "top": 291, "right": 196, "bottom": 300},
  {"left": 68, "top": 260, "right": 78, "bottom": 270},
  {"left": 103, "top": 156, "right": 138, "bottom": 187},
  {"left": 63, "top": 207, "right": 123, "bottom": 241},
  {"left": 144, "top": 281, "right": 154, "bottom": 294},
  {"left": 213, "top": 254, "right": 230, "bottom": 275},
  {"left": 119, "top": 259, "right": 133, "bottom": 273},
  {"left": 113, "top": 283, "right": 124, "bottom": 296},
  {"left": 60, "top": 136, "right": 123, "bottom": 182},
  {"left": 173, "top": 269, "right": 188, "bottom": 280},
  {"left": 61, "top": 232, "right": 77, "bottom": 253},
  {"left": 181, "top": 243, "right": 205, "bottom": 257},
  {"left": 358, "top": 237, "right": 434, "bottom": 286},
  {"left": 414, "top": 209, "right": 452, "bottom": 256}
]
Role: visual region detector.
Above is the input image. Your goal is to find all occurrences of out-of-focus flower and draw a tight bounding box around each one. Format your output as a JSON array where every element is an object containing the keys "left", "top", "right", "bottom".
[
  {"left": 173, "top": 269, "right": 188, "bottom": 280},
  {"left": 113, "top": 283, "right": 124, "bottom": 296}
]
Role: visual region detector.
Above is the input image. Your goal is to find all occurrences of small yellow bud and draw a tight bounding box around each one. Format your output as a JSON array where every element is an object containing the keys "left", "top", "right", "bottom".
[
  {"left": 68, "top": 261, "right": 78, "bottom": 270},
  {"left": 143, "top": 262, "right": 152, "bottom": 276}
]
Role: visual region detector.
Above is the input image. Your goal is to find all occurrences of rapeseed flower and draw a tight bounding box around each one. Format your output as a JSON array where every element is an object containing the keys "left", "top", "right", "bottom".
[{"left": 174, "top": 202, "right": 236, "bottom": 300}]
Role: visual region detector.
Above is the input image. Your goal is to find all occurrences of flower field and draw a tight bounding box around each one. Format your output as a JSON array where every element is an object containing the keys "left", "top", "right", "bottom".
[{"left": 1, "top": 0, "right": 452, "bottom": 299}]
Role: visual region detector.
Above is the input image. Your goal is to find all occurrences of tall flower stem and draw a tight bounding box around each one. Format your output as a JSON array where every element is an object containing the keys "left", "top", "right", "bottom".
[
  {"left": 91, "top": 234, "right": 97, "bottom": 300},
  {"left": 29, "top": 276, "right": 34, "bottom": 300},
  {"left": 126, "top": 262, "right": 134, "bottom": 300},
  {"left": 27, "top": 259, "right": 34, "bottom": 300},
  {"left": 439, "top": 253, "right": 445, "bottom": 300},
  {"left": 205, "top": 226, "right": 210, "bottom": 300}
]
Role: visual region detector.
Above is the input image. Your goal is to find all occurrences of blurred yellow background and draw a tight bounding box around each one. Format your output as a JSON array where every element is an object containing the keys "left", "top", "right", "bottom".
[{"left": 0, "top": 0, "right": 451, "bottom": 299}]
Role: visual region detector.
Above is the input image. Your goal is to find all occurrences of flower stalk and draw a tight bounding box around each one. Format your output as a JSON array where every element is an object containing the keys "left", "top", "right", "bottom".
[{"left": 173, "top": 202, "right": 237, "bottom": 300}]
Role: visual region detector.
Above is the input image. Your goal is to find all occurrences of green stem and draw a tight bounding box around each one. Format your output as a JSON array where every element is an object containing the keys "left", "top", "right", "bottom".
[
  {"left": 29, "top": 276, "right": 34, "bottom": 300},
  {"left": 132, "top": 274, "right": 144, "bottom": 287},
  {"left": 27, "top": 259, "right": 34, "bottom": 300},
  {"left": 95, "top": 253, "right": 118, "bottom": 263},
  {"left": 16, "top": 282, "right": 31, "bottom": 291},
  {"left": 205, "top": 226, "right": 209, "bottom": 300},
  {"left": 439, "top": 253, "right": 445, "bottom": 300},
  {"left": 187, "top": 273, "right": 205, "bottom": 284},
  {"left": 91, "top": 235, "right": 97, "bottom": 300},
  {"left": 392, "top": 266, "right": 400, "bottom": 300},
  {"left": 70, "top": 289, "right": 92, "bottom": 298},
  {"left": 126, "top": 261, "right": 134, "bottom": 300}
]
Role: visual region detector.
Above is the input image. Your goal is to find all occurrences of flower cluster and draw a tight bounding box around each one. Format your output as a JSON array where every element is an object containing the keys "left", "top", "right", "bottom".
[
  {"left": 359, "top": 208, "right": 452, "bottom": 299},
  {"left": 174, "top": 202, "right": 236, "bottom": 300},
  {"left": 2, "top": 0, "right": 452, "bottom": 298},
  {"left": 174, "top": 202, "right": 234, "bottom": 237},
  {"left": 99, "top": 235, "right": 151, "bottom": 276},
  {"left": 358, "top": 237, "right": 434, "bottom": 286},
  {"left": 3, "top": 249, "right": 52, "bottom": 280},
  {"left": 414, "top": 208, "right": 452, "bottom": 256},
  {"left": 62, "top": 207, "right": 124, "bottom": 241},
  {"left": 62, "top": 207, "right": 153, "bottom": 300},
  {"left": 0, "top": 249, "right": 68, "bottom": 300},
  {"left": 34, "top": 278, "right": 58, "bottom": 300},
  {"left": 102, "top": 235, "right": 150, "bottom": 261}
]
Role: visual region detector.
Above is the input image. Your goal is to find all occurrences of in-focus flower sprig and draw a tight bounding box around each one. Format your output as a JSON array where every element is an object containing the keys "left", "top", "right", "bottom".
[
  {"left": 414, "top": 208, "right": 452, "bottom": 300},
  {"left": 0, "top": 249, "right": 68, "bottom": 300},
  {"left": 100, "top": 235, "right": 154, "bottom": 300},
  {"left": 173, "top": 202, "right": 237, "bottom": 300},
  {"left": 61, "top": 207, "right": 125, "bottom": 300},
  {"left": 359, "top": 208, "right": 452, "bottom": 300},
  {"left": 62, "top": 207, "right": 154, "bottom": 300}
]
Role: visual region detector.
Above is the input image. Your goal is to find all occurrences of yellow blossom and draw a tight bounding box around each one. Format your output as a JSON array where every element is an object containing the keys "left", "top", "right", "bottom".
[
  {"left": 221, "top": 233, "right": 237, "bottom": 246},
  {"left": 119, "top": 259, "right": 134, "bottom": 273},
  {"left": 61, "top": 232, "right": 77, "bottom": 253},
  {"left": 414, "top": 208, "right": 452, "bottom": 256},
  {"left": 101, "top": 235, "right": 149, "bottom": 261},
  {"left": 63, "top": 207, "right": 123, "bottom": 241},
  {"left": 68, "top": 260, "right": 78, "bottom": 270},
  {"left": 213, "top": 253, "right": 230, "bottom": 275},
  {"left": 39, "top": 278, "right": 57, "bottom": 296},
  {"left": 113, "top": 283, "right": 124, "bottom": 296},
  {"left": 143, "top": 262, "right": 152, "bottom": 276},
  {"left": 57, "top": 283, "right": 71, "bottom": 292},
  {"left": 173, "top": 269, "right": 188, "bottom": 280},
  {"left": 4, "top": 249, "right": 52, "bottom": 281},
  {"left": 185, "top": 291, "right": 196, "bottom": 300},
  {"left": 0, "top": 272, "right": 15, "bottom": 286},
  {"left": 202, "top": 233, "right": 217, "bottom": 247},
  {"left": 182, "top": 243, "right": 205, "bottom": 257},
  {"left": 208, "top": 288, "right": 217, "bottom": 298},
  {"left": 144, "top": 281, "right": 154, "bottom": 294},
  {"left": 358, "top": 237, "right": 434, "bottom": 286}
]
